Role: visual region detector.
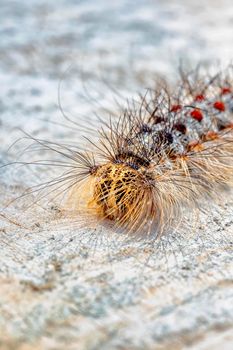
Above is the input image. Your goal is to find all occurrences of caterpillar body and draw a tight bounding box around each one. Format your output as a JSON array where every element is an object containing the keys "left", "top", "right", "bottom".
[{"left": 10, "top": 66, "right": 233, "bottom": 238}]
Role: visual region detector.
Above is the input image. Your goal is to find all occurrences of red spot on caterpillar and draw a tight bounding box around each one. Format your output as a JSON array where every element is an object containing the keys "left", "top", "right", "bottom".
[
  {"left": 221, "top": 87, "right": 231, "bottom": 95},
  {"left": 190, "top": 109, "right": 203, "bottom": 122},
  {"left": 213, "top": 101, "right": 225, "bottom": 112},
  {"left": 195, "top": 94, "right": 205, "bottom": 102},
  {"left": 170, "top": 104, "right": 182, "bottom": 113}
]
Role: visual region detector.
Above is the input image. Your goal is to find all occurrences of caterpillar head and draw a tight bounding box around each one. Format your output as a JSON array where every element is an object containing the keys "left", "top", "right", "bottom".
[{"left": 89, "top": 162, "right": 156, "bottom": 231}]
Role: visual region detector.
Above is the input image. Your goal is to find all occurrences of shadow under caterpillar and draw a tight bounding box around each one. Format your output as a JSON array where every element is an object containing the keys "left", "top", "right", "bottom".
[{"left": 4, "top": 64, "right": 233, "bottom": 240}]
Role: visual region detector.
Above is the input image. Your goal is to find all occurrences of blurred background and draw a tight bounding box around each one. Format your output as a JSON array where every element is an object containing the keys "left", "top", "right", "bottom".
[{"left": 1, "top": 0, "right": 233, "bottom": 76}]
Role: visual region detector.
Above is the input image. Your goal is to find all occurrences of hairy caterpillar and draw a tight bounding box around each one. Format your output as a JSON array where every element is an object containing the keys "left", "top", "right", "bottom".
[{"left": 5, "top": 65, "right": 233, "bottom": 239}]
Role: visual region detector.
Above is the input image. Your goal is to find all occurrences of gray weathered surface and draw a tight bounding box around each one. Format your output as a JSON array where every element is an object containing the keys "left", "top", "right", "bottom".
[{"left": 0, "top": 1, "right": 233, "bottom": 349}]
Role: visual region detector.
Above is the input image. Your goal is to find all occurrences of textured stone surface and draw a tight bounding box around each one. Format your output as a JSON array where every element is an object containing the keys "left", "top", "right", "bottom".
[{"left": 0, "top": 1, "right": 233, "bottom": 349}]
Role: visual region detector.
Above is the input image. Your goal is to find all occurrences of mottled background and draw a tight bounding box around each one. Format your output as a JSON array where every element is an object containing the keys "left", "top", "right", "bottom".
[{"left": 0, "top": 1, "right": 233, "bottom": 349}]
